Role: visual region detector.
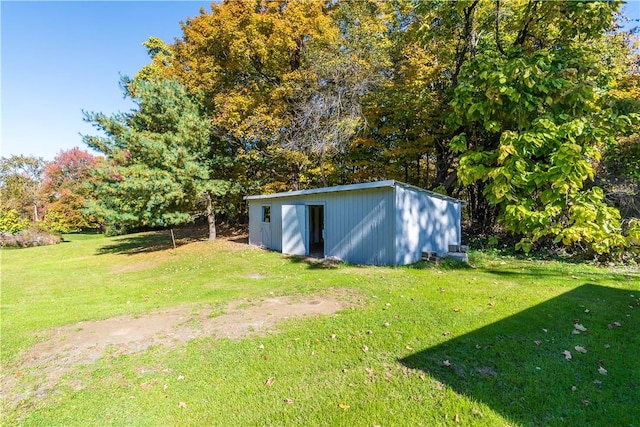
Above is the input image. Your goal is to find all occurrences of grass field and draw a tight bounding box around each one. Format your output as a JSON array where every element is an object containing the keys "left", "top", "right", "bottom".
[{"left": 1, "top": 230, "right": 639, "bottom": 426}]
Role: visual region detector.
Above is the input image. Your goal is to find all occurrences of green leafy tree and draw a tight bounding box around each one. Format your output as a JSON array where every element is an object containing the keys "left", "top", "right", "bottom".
[
  {"left": 0, "top": 155, "right": 46, "bottom": 224},
  {"left": 597, "top": 28, "right": 640, "bottom": 222},
  {"left": 0, "top": 209, "right": 30, "bottom": 234},
  {"left": 83, "top": 78, "right": 228, "bottom": 240},
  {"left": 448, "top": 0, "right": 639, "bottom": 254}
]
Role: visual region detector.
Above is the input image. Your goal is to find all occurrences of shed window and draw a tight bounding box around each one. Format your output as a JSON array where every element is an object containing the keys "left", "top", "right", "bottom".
[{"left": 262, "top": 206, "right": 271, "bottom": 223}]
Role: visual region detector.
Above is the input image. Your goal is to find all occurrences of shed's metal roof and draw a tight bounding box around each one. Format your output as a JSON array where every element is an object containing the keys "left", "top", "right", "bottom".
[{"left": 244, "top": 180, "right": 465, "bottom": 204}]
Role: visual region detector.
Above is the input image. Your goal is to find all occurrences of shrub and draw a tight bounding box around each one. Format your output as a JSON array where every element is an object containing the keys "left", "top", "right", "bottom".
[
  {"left": 0, "top": 227, "right": 62, "bottom": 248},
  {"left": 0, "top": 209, "right": 30, "bottom": 234}
]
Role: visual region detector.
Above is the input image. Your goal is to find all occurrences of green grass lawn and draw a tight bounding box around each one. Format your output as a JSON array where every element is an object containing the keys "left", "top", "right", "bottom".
[{"left": 1, "top": 231, "right": 639, "bottom": 426}]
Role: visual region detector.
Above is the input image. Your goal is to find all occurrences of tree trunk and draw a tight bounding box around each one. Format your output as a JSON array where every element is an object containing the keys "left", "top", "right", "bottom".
[
  {"left": 290, "top": 163, "right": 300, "bottom": 191},
  {"left": 205, "top": 191, "right": 216, "bottom": 241}
]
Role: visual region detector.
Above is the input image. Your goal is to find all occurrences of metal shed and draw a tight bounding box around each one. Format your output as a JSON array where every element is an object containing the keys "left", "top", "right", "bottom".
[{"left": 244, "top": 180, "right": 463, "bottom": 266}]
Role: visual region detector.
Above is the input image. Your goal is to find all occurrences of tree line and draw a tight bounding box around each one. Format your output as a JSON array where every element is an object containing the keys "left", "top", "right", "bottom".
[{"left": 3, "top": 0, "right": 639, "bottom": 257}]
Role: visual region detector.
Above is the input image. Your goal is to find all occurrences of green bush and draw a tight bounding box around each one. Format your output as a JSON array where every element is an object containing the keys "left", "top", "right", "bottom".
[{"left": 0, "top": 209, "right": 30, "bottom": 234}]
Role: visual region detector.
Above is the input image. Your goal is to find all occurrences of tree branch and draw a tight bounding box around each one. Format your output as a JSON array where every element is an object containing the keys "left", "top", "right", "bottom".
[
  {"left": 495, "top": 0, "right": 506, "bottom": 55},
  {"left": 452, "top": 0, "right": 480, "bottom": 86}
]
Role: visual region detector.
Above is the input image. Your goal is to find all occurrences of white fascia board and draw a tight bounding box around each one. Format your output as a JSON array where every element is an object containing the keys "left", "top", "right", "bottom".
[
  {"left": 243, "top": 180, "right": 396, "bottom": 201},
  {"left": 244, "top": 179, "right": 466, "bottom": 205}
]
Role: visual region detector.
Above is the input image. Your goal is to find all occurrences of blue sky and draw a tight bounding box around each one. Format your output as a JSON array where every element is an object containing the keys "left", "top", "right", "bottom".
[
  {"left": 1, "top": 1, "right": 639, "bottom": 162},
  {"left": 1, "top": 1, "right": 210, "bottom": 161}
]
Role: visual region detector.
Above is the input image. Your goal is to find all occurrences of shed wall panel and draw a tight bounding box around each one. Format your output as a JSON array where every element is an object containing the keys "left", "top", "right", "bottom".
[
  {"left": 248, "top": 181, "right": 462, "bottom": 266},
  {"left": 248, "top": 187, "right": 395, "bottom": 265},
  {"left": 394, "top": 185, "right": 461, "bottom": 264}
]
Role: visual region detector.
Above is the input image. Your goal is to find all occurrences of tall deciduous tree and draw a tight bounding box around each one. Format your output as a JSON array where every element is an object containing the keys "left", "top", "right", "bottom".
[
  {"left": 283, "top": 0, "right": 393, "bottom": 187},
  {"left": 138, "top": 0, "right": 340, "bottom": 190},
  {"left": 0, "top": 155, "right": 46, "bottom": 223},
  {"left": 447, "top": 0, "right": 639, "bottom": 254},
  {"left": 83, "top": 78, "right": 228, "bottom": 240},
  {"left": 41, "top": 148, "right": 102, "bottom": 232}
]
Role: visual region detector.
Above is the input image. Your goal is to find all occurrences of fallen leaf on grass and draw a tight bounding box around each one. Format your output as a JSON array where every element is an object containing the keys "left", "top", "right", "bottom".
[
  {"left": 284, "top": 398, "right": 294, "bottom": 404},
  {"left": 454, "top": 413, "right": 460, "bottom": 422},
  {"left": 563, "top": 350, "right": 572, "bottom": 360},
  {"left": 179, "top": 402, "right": 187, "bottom": 409},
  {"left": 442, "top": 360, "right": 451, "bottom": 367},
  {"left": 265, "top": 377, "right": 275, "bottom": 387},
  {"left": 362, "top": 346, "right": 369, "bottom": 352},
  {"left": 582, "top": 400, "right": 589, "bottom": 406},
  {"left": 177, "top": 375, "right": 185, "bottom": 381},
  {"left": 598, "top": 367, "right": 608, "bottom": 375},
  {"left": 263, "top": 354, "right": 269, "bottom": 360},
  {"left": 338, "top": 403, "right": 350, "bottom": 410},
  {"left": 608, "top": 321, "right": 622, "bottom": 329},
  {"left": 574, "top": 346, "right": 587, "bottom": 353},
  {"left": 574, "top": 323, "right": 587, "bottom": 332},
  {"left": 442, "top": 331, "right": 451, "bottom": 337},
  {"left": 571, "top": 386, "right": 577, "bottom": 392},
  {"left": 471, "top": 407, "right": 484, "bottom": 418},
  {"left": 534, "top": 340, "right": 542, "bottom": 346}
]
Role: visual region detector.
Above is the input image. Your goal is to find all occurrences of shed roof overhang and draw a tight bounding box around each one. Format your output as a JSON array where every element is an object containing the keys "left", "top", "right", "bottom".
[{"left": 244, "top": 180, "right": 466, "bottom": 205}]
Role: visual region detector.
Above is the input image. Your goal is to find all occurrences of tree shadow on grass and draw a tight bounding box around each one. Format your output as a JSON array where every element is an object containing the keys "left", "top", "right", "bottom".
[
  {"left": 399, "top": 284, "right": 640, "bottom": 426},
  {"left": 96, "top": 226, "right": 208, "bottom": 255}
]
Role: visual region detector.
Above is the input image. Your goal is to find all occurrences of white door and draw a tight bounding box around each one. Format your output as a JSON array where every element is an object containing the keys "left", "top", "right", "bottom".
[
  {"left": 261, "top": 223, "right": 272, "bottom": 248},
  {"left": 282, "top": 205, "right": 307, "bottom": 256}
]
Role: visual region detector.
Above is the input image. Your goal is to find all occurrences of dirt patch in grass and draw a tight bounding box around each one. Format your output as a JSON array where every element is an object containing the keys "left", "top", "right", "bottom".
[{"left": 3, "top": 291, "right": 356, "bottom": 406}]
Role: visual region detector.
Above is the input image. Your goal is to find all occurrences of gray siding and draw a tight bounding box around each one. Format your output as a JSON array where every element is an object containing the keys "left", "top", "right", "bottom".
[
  {"left": 248, "top": 187, "right": 395, "bottom": 265},
  {"left": 324, "top": 187, "right": 395, "bottom": 265},
  {"left": 394, "top": 185, "right": 461, "bottom": 264},
  {"left": 247, "top": 181, "right": 462, "bottom": 266}
]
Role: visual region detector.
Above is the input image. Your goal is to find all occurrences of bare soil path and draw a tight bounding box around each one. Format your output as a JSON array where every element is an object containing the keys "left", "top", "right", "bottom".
[{"left": 2, "top": 292, "right": 355, "bottom": 405}]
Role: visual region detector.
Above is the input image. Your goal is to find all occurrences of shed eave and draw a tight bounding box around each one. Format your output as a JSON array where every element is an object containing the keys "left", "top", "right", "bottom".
[
  {"left": 243, "top": 179, "right": 466, "bottom": 205},
  {"left": 243, "top": 180, "right": 396, "bottom": 201},
  {"left": 394, "top": 181, "right": 467, "bottom": 205}
]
